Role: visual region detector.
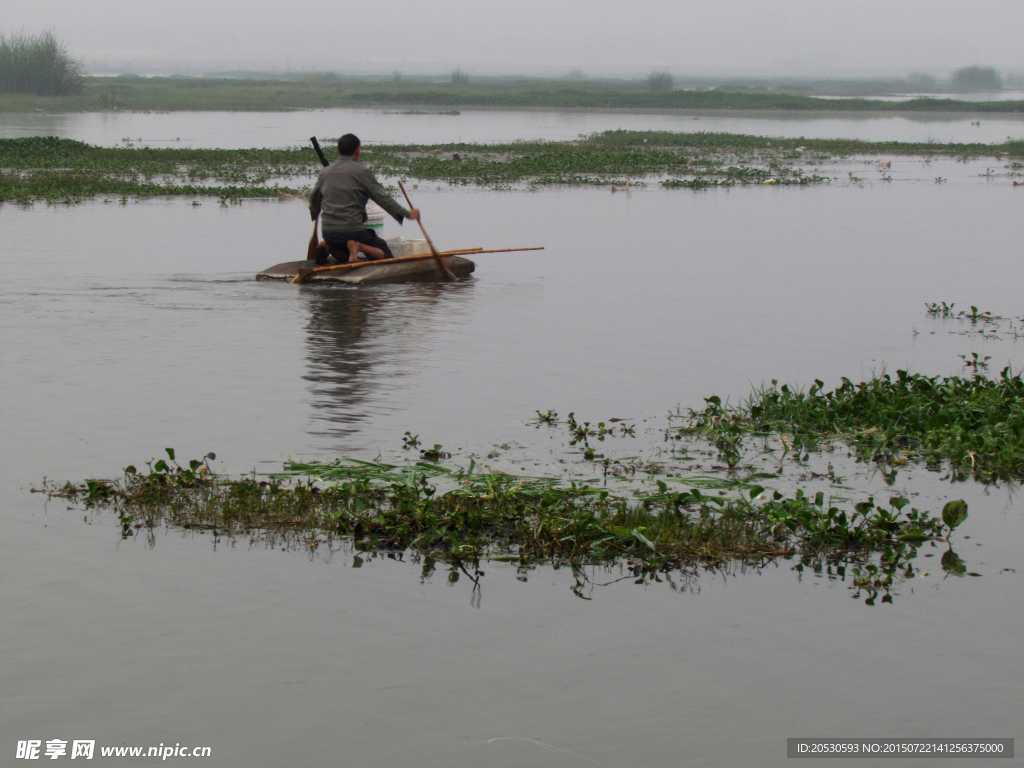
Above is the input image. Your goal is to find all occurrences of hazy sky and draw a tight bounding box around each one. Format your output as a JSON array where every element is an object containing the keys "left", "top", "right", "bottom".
[{"left": 3, "top": 0, "right": 1022, "bottom": 78}]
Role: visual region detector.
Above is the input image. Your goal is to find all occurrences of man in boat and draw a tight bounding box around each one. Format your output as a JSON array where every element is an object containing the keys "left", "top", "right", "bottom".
[{"left": 308, "top": 133, "right": 419, "bottom": 265}]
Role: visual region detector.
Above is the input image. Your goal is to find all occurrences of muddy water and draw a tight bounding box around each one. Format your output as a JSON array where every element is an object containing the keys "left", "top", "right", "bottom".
[
  {"left": 1, "top": 105, "right": 1023, "bottom": 147},
  {"left": 3, "top": 153, "right": 1024, "bottom": 765}
]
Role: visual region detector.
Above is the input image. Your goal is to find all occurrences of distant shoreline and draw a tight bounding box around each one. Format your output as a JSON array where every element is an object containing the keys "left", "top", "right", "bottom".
[{"left": 2, "top": 76, "right": 1022, "bottom": 114}]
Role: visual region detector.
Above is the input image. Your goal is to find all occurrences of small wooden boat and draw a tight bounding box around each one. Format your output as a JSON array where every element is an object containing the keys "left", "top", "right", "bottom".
[
  {"left": 256, "top": 239, "right": 475, "bottom": 285},
  {"left": 256, "top": 255, "right": 475, "bottom": 285}
]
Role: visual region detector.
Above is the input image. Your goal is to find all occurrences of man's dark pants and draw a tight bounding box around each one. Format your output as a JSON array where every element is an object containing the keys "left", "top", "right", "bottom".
[{"left": 319, "top": 229, "right": 393, "bottom": 264}]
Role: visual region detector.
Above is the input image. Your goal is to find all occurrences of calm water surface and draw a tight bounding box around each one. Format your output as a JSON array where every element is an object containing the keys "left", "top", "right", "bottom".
[
  {"left": 2, "top": 105, "right": 1023, "bottom": 147},
  {"left": 2, "top": 117, "right": 1023, "bottom": 766}
]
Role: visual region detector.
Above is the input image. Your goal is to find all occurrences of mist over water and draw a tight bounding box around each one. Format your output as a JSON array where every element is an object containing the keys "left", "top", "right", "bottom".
[{"left": 5, "top": 0, "right": 1024, "bottom": 78}]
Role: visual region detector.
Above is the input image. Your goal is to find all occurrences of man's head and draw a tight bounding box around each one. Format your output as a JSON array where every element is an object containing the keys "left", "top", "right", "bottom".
[{"left": 338, "top": 134, "right": 361, "bottom": 158}]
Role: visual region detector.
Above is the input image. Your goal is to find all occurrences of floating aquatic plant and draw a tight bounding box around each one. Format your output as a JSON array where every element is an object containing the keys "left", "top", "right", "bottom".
[
  {"left": 3, "top": 131, "right": 1020, "bottom": 204},
  {"left": 677, "top": 366, "right": 1024, "bottom": 480},
  {"left": 40, "top": 447, "right": 965, "bottom": 604}
]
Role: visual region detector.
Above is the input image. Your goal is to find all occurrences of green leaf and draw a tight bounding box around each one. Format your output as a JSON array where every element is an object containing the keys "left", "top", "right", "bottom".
[
  {"left": 632, "top": 528, "right": 656, "bottom": 550},
  {"left": 890, "top": 496, "right": 909, "bottom": 511},
  {"left": 941, "top": 500, "right": 968, "bottom": 531},
  {"left": 748, "top": 485, "right": 765, "bottom": 500},
  {"left": 165, "top": 448, "right": 175, "bottom": 461},
  {"left": 941, "top": 548, "right": 967, "bottom": 575},
  {"left": 898, "top": 530, "right": 929, "bottom": 542}
]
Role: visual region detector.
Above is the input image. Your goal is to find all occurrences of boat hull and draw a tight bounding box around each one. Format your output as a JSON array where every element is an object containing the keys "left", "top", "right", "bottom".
[{"left": 256, "top": 255, "right": 475, "bottom": 285}]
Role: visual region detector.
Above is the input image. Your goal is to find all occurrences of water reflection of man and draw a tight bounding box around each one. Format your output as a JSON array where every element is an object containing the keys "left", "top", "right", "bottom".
[
  {"left": 304, "top": 290, "right": 380, "bottom": 438},
  {"left": 303, "top": 283, "right": 457, "bottom": 441},
  {"left": 308, "top": 133, "right": 420, "bottom": 265}
]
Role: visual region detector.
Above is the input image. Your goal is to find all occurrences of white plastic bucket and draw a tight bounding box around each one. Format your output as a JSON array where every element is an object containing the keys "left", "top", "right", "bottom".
[{"left": 366, "top": 202, "right": 385, "bottom": 231}]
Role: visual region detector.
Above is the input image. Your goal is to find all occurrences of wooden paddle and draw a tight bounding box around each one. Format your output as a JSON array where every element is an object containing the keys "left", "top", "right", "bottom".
[
  {"left": 306, "top": 218, "right": 319, "bottom": 262},
  {"left": 398, "top": 180, "right": 456, "bottom": 281}
]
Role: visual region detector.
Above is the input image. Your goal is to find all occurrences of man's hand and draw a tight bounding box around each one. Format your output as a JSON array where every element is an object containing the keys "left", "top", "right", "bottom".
[{"left": 407, "top": 207, "right": 420, "bottom": 221}]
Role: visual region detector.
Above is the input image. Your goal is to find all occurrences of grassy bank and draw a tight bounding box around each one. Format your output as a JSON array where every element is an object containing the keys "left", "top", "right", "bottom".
[
  {"left": 3, "top": 132, "right": 1021, "bottom": 203},
  {"left": 2, "top": 75, "right": 1023, "bottom": 113}
]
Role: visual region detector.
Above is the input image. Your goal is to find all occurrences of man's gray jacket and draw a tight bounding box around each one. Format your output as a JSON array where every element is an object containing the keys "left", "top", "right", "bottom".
[{"left": 308, "top": 155, "right": 409, "bottom": 232}]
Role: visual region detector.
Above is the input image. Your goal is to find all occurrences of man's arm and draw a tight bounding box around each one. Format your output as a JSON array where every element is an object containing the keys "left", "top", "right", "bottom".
[{"left": 361, "top": 168, "right": 414, "bottom": 223}]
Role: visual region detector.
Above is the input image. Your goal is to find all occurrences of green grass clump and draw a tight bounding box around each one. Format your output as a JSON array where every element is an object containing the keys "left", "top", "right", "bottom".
[
  {"left": 0, "top": 32, "right": 83, "bottom": 96},
  {"left": 681, "top": 368, "right": 1024, "bottom": 480}
]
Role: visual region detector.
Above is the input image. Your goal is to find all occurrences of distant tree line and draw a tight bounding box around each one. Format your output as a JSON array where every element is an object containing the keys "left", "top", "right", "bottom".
[
  {"left": 951, "top": 66, "right": 1001, "bottom": 92},
  {"left": 0, "top": 31, "right": 83, "bottom": 96}
]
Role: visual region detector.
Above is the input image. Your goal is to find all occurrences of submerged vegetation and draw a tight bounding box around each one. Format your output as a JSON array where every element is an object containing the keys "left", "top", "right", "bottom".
[
  {"left": 0, "top": 32, "right": 83, "bottom": 97},
  {"left": 2, "top": 74, "right": 1023, "bottom": 113},
  {"left": 3, "top": 131, "right": 1022, "bottom": 204}
]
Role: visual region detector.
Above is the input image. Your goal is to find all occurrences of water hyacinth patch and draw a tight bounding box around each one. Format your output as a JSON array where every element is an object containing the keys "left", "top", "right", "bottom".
[
  {"left": 40, "top": 449, "right": 967, "bottom": 603},
  {"left": 677, "top": 367, "right": 1024, "bottom": 481},
  {"left": 3, "top": 131, "right": 1020, "bottom": 204}
]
